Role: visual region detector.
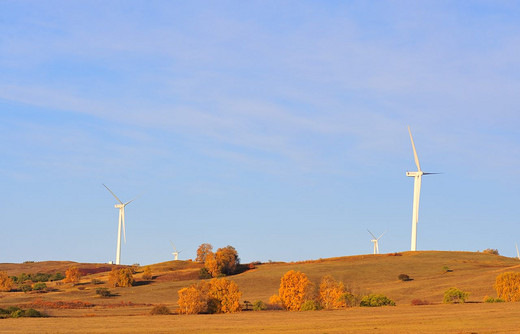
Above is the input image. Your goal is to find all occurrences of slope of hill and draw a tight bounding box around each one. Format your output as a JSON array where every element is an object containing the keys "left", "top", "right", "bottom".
[{"left": 1, "top": 251, "right": 519, "bottom": 314}]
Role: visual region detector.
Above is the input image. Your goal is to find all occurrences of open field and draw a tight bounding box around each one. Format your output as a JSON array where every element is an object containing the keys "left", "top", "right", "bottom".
[
  {"left": 2, "top": 251, "right": 520, "bottom": 333},
  {"left": 2, "top": 304, "right": 520, "bottom": 333}
]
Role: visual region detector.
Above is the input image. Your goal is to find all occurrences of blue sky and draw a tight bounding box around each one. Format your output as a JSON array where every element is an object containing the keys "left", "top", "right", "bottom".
[{"left": 1, "top": 1, "right": 519, "bottom": 265}]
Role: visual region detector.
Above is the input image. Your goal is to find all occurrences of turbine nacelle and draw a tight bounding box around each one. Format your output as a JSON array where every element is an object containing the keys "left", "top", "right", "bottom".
[
  {"left": 115, "top": 204, "right": 125, "bottom": 209},
  {"left": 406, "top": 171, "right": 423, "bottom": 177}
]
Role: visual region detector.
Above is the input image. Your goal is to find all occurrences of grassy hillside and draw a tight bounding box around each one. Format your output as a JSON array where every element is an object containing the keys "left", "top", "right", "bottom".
[{"left": 1, "top": 251, "right": 520, "bottom": 313}]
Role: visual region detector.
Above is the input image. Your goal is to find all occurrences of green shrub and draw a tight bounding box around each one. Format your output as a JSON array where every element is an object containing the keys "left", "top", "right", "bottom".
[
  {"left": 252, "top": 300, "right": 267, "bottom": 311},
  {"left": 443, "top": 287, "right": 469, "bottom": 304},
  {"left": 21, "top": 284, "right": 32, "bottom": 293},
  {"left": 360, "top": 294, "right": 396, "bottom": 307},
  {"left": 96, "top": 288, "right": 112, "bottom": 297},
  {"left": 300, "top": 300, "right": 322, "bottom": 311},
  {"left": 483, "top": 296, "right": 504, "bottom": 303},
  {"left": 339, "top": 292, "right": 360, "bottom": 307},
  {"left": 50, "top": 272, "right": 65, "bottom": 281},
  {"left": 199, "top": 267, "right": 212, "bottom": 279},
  {"left": 32, "top": 282, "right": 47, "bottom": 291},
  {"left": 150, "top": 304, "right": 171, "bottom": 315},
  {"left": 24, "top": 308, "right": 45, "bottom": 317}
]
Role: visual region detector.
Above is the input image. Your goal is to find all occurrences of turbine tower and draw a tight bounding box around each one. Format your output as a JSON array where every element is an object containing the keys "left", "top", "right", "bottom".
[
  {"left": 406, "top": 127, "right": 439, "bottom": 251},
  {"left": 104, "top": 184, "right": 135, "bottom": 265},
  {"left": 516, "top": 243, "right": 519, "bottom": 260},
  {"left": 170, "top": 241, "right": 183, "bottom": 261},
  {"left": 368, "top": 230, "right": 386, "bottom": 254}
]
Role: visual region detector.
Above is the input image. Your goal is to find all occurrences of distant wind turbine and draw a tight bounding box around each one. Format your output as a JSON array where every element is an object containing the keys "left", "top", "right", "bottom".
[
  {"left": 103, "top": 184, "right": 135, "bottom": 265},
  {"left": 170, "top": 241, "right": 183, "bottom": 261},
  {"left": 516, "top": 243, "right": 519, "bottom": 260},
  {"left": 406, "top": 127, "right": 440, "bottom": 251},
  {"left": 368, "top": 230, "right": 386, "bottom": 254}
]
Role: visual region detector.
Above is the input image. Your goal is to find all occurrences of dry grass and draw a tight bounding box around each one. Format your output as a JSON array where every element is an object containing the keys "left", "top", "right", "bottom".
[{"left": 1, "top": 251, "right": 520, "bottom": 333}]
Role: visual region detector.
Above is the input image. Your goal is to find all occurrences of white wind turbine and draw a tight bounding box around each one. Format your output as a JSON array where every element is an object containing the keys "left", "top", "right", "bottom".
[
  {"left": 170, "top": 241, "right": 183, "bottom": 261},
  {"left": 406, "top": 127, "right": 439, "bottom": 251},
  {"left": 368, "top": 230, "right": 386, "bottom": 254},
  {"left": 104, "top": 184, "right": 135, "bottom": 265},
  {"left": 516, "top": 243, "right": 519, "bottom": 260}
]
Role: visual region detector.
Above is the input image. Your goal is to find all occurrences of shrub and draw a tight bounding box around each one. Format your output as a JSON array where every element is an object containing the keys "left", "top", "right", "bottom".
[
  {"left": 483, "top": 296, "right": 504, "bottom": 303},
  {"left": 96, "top": 288, "right": 112, "bottom": 297},
  {"left": 142, "top": 266, "right": 153, "bottom": 280},
  {"left": 252, "top": 300, "right": 267, "bottom": 311},
  {"left": 50, "top": 272, "right": 65, "bottom": 281},
  {"left": 64, "top": 266, "right": 82, "bottom": 286},
  {"left": 410, "top": 299, "right": 429, "bottom": 306},
  {"left": 443, "top": 287, "right": 469, "bottom": 304},
  {"left": 494, "top": 272, "right": 520, "bottom": 302},
  {"left": 21, "top": 284, "right": 32, "bottom": 293},
  {"left": 319, "top": 275, "right": 347, "bottom": 309},
  {"left": 339, "top": 292, "right": 360, "bottom": 307},
  {"left": 150, "top": 304, "right": 171, "bottom": 315},
  {"left": 108, "top": 268, "right": 135, "bottom": 287},
  {"left": 178, "top": 278, "right": 242, "bottom": 314},
  {"left": 483, "top": 248, "right": 499, "bottom": 255},
  {"left": 0, "top": 271, "right": 14, "bottom": 292},
  {"left": 199, "top": 267, "right": 212, "bottom": 279},
  {"left": 278, "top": 270, "right": 315, "bottom": 311},
  {"left": 360, "top": 294, "right": 396, "bottom": 307},
  {"left": 300, "top": 300, "right": 322, "bottom": 311},
  {"left": 0, "top": 307, "right": 46, "bottom": 318},
  {"left": 442, "top": 266, "right": 452, "bottom": 273},
  {"left": 398, "top": 274, "right": 410, "bottom": 281},
  {"left": 32, "top": 282, "right": 47, "bottom": 291}
]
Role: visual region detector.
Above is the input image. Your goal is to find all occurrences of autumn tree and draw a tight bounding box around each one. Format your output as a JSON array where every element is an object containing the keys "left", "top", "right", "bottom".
[
  {"left": 215, "top": 246, "right": 240, "bottom": 275},
  {"left": 494, "top": 272, "right": 520, "bottom": 302},
  {"left": 208, "top": 277, "right": 242, "bottom": 313},
  {"left": 196, "top": 243, "right": 213, "bottom": 263},
  {"left": 278, "top": 270, "right": 315, "bottom": 311},
  {"left": 142, "top": 266, "right": 153, "bottom": 280},
  {"left": 64, "top": 266, "right": 82, "bottom": 286},
  {"left": 0, "top": 271, "right": 14, "bottom": 292},
  {"left": 177, "top": 278, "right": 242, "bottom": 314},
  {"left": 108, "top": 267, "right": 135, "bottom": 287},
  {"left": 178, "top": 281, "right": 210, "bottom": 314},
  {"left": 204, "top": 252, "right": 220, "bottom": 278},
  {"left": 319, "top": 275, "right": 347, "bottom": 309}
]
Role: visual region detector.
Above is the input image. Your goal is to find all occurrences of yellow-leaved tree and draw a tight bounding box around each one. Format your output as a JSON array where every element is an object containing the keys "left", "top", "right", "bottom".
[
  {"left": 215, "top": 246, "right": 239, "bottom": 275},
  {"left": 278, "top": 270, "right": 314, "bottom": 311},
  {"left": 204, "top": 252, "right": 220, "bottom": 278},
  {"left": 208, "top": 277, "right": 242, "bottom": 313},
  {"left": 494, "top": 272, "right": 520, "bottom": 301},
  {"left": 64, "top": 266, "right": 82, "bottom": 286},
  {"left": 319, "top": 275, "right": 347, "bottom": 309},
  {"left": 178, "top": 282, "right": 210, "bottom": 314},
  {"left": 108, "top": 267, "right": 135, "bottom": 287},
  {"left": 142, "top": 266, "right": 153, "bottom": 280},
  {"left": 196, "top": 243, "right": 213, "bottom": 263},
  {"left": 0, "top": 271, "right": 14, "bottom": 292},
  {"left": 177, "top": 278, "right": 242, "bottom": 314}
]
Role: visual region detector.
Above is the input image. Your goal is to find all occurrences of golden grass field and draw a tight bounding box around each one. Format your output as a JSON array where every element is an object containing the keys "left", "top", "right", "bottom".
[{"left": 1, "top": 251, "right": 520, "bottom": 333}]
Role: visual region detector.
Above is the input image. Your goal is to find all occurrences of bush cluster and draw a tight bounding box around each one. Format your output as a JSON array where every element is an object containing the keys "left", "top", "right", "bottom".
[
  {"left": 360, "top": 294, "right": 396, "bottom": 307},
  {"left": 0, "top": 307, "right": 46, "bottom": 318},
  {"left": 96, "top": 288, "right": 112, "bottom": 297},
  {"left": 150, "top": 304, "right": 171, "bottom": 315},
  {"left": 483, "top": 296, "right": 504, "bottom": 303},
  {"left": 443, "top": 287, "right": 468, "bottom": 304}
]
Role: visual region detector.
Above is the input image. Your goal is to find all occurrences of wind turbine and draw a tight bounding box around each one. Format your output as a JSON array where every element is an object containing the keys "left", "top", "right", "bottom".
[
  {"left": 516, "top": 243, "right": 519, "bottom": 260},
  {"left": 103, "top": 184, "right": 135, "bottom": 265},
  {"left": 368, "top": 230, "right": 386, "bottom": 254},
  {"left": 170, "top": 241, "right": 183, "bottom": 261},
  {"left": 406, "top": 127, "right": 439, "bottom": 251}
]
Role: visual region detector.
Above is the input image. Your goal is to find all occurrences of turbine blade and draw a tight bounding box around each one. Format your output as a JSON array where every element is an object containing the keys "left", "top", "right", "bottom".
[
  {"left": 516, "top": 243, "right": 519, "bottom": 259},
  {"left": 367, "top": 229, "right": 377, "bottom": 239},
  {"left": 124, "top": 199, "right": 134, "bottom": 206},
  {"left": 408, "top": 126, "right": 421, "bottom": 171},
  {"left": 423, "top": 172, "right": 442, "bottom": 175},
  {"left": 122, "top": 208, "right": 126, "bottom": 243},
  {"left": 170, "top": 241, "right": 177, "bottom": 253},
  {"left": 378, "top": 231, "right": 387, "bottom": 240},
  {"left": 103, "top": 184, "right": 123, "bottom": 204}
]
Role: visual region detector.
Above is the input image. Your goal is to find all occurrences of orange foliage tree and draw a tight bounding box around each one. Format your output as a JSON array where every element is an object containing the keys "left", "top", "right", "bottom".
[
  {"left": 204, "top": 252, "right": 220, "bottom": 278},
  {"left": 319, "top": 275, "right": 347, "bottom": 309},
  {"left": 108, "top": 267, "right": 135, "bottom": 287},
  {"left": 177, "top": 278, "right": 242, "bottom": 314},
  {"left": 0, "top": 271, "right": 14, "bottom": 292},
  {"left": 208, "top": 277, "right": 242, "bottom": 313},
  {"left": 494, "top": 272, "right": 520, "bottom": 302},
  {"left": 196, "top": 243, "right": 213, "bottom": 263},
  {"left": 278, "top": 270, "right": 315, "bottom": 311},
  {"left": 64, "top": 266, "right": 82, "bottom": 286},
  {"left": 178, "top": 281, "right": 210, "bottom": 314},
  {"left": 215, "top": 246, "right": 240, "bottom": 275}
]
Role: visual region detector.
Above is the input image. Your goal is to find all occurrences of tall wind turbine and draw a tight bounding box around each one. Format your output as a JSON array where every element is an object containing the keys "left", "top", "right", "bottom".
[
  {"left": 103, "top": 184, "right": 135, "bottom": 265},
  {"left": 170, "top": 241, "right": 183, "bottom": 261},
  {"left": 368, "top": 230, "right": 386, "bottom": 254},
  {"left": 406, "top": 127, "right": 439, "bottom": 251}
]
